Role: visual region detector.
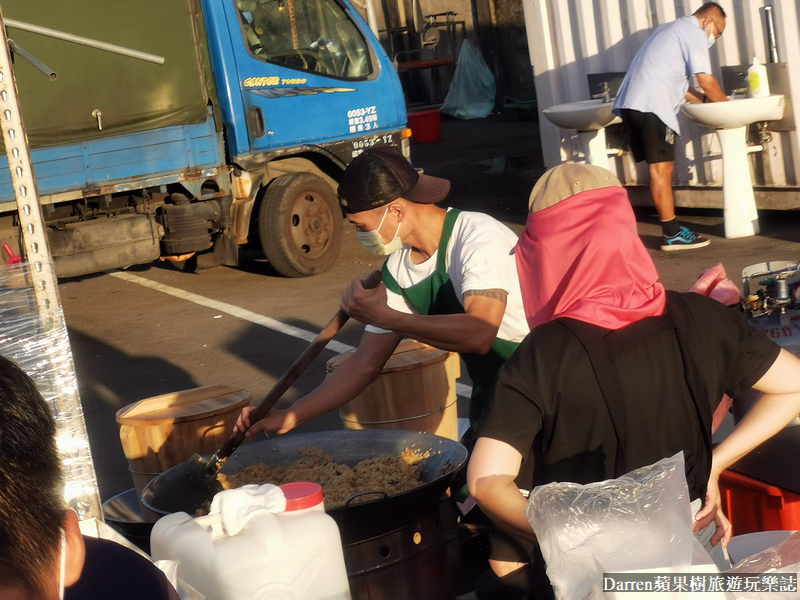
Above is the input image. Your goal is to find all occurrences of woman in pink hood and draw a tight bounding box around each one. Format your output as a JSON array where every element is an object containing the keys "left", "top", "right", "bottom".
[{"left": 466, "top": 164, "right": 800, "bottom": 599}]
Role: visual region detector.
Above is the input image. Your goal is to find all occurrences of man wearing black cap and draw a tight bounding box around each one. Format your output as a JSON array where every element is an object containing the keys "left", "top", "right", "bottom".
[{"left": 237, "top": 145, "right": 531, "bottom": 585}]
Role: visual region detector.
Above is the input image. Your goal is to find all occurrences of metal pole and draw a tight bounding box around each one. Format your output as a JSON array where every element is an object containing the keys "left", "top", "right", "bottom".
[
  {"left": 0, "top": 10, "right": 101, "bottom": 521},
  {"left": 764, "top": 6, "right": 779, "bottom": 63},
  {"left": 9, "top": 39, "right": 57, "bottom": 80},
  {"left": 364, "top": 0, "right": 380, "bottom": 37},
  {"left": 5, "top": 17, "right": 165, "bottom": 64}
]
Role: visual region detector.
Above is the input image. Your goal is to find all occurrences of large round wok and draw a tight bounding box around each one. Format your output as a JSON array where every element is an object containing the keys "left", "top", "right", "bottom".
[{"left": 142, "top": 429, "right": 468, "bottom": 544}]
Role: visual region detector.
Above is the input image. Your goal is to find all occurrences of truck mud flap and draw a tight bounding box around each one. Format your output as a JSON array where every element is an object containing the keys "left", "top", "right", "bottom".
[
  {"left": 49, "top": 214, "right": 161, "bottom": 279},
  {"left": 213, "top": 232, "right": 239, "bottom": 267}
]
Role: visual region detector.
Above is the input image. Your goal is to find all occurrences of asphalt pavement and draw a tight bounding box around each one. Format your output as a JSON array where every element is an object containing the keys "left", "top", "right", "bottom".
[{"left": 58, "top": 111, "right": 800, "bottom": 504}]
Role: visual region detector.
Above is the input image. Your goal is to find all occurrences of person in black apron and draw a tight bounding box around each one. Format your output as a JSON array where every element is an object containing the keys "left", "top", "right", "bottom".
[
  {"left": 235, "top": 146, "right": 532, "bottom": 583},
  {"left": 468, "top": 164, "right": 800, "bottom": 598}
]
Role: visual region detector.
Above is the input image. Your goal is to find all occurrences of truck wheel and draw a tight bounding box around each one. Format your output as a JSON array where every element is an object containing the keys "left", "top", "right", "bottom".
[{"left": 259, "top": 173, "right": 343, "bottom": 277}]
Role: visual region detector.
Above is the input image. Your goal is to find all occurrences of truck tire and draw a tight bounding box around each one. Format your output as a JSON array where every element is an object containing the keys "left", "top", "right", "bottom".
[{"left": 259, "top": 173, "right": 343, "bottom": 277}]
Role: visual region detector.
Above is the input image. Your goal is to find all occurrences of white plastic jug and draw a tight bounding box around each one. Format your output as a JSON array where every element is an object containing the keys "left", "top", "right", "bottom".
[
  {"left": 747, "top": 57, "right": 770, "bottom": 98},
  {"left": 151, "top": 482, "right": 351, "bottom": 600}
]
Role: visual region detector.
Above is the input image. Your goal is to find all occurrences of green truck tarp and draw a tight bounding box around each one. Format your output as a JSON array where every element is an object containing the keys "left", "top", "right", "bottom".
[{"left": 2, "top": 0, "right": 220, "bottom": 149}]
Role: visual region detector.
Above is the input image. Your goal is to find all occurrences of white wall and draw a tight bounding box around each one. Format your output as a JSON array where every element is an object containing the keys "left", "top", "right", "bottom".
[{"left": 524, "top": 0, "right": 800, "bottom": 189}]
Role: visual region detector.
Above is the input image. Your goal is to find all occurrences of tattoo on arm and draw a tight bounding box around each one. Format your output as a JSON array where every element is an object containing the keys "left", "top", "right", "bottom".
[{"left": 463, "top": 289, "right": 508, "bottom": 305}]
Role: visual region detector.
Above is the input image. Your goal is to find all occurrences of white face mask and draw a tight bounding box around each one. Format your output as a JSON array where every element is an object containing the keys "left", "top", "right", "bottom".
[
  {"left": 705, "top": 20, "right": 717, "bottom": 48},
  {"left": 355, "top": 207, "right": 403, "bottom": 256},
  {"left": 58, "top": 528, "right": 67, "bottom": 600}
]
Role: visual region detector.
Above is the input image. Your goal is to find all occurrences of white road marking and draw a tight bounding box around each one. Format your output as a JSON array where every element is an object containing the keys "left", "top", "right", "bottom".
[
  {"left": 109, "top": 271, "right": 474, "bottom": 398},
  {"left": 110, "top": 271, "right": 353, "bottom": 354}
]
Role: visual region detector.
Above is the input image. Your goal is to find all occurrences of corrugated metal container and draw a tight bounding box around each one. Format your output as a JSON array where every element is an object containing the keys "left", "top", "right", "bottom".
[{"left": 524, "top": 0, "right": 800, "bottom": 208}]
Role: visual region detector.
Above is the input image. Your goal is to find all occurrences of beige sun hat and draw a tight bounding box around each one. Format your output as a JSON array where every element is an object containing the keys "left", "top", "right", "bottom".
[{"left": 528, "top": 163, "right": 622, "bottom": 213}]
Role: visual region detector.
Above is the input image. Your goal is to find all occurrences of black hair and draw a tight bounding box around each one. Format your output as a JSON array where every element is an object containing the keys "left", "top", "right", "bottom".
[
  {"left": 0, "top": 354, "right": 64, "bottom": 597},
  {"left": 694, "top": 2, "right": 726, "bottom": 19}
]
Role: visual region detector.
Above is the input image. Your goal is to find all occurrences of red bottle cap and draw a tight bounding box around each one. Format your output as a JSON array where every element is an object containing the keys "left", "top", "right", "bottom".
[{"left": 279, "top": 482, "right": 324, "bottom": 511}]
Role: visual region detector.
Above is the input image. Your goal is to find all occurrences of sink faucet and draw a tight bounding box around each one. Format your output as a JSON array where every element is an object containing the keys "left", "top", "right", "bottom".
[
  {"left": 729, "top": 87, "right": 748, "bottom": 100},
  {"left": 591, "top": 81, "right": 611, "bottom": 103}
]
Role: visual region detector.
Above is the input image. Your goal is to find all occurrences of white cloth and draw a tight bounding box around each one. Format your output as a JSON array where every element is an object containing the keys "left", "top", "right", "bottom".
[
  {"left": 207, "top": 484, "right": 286, "bottom": 538},
  {"left": 366, "top": 209, "right": 529, "bottom": 343},
  {"left": 613, "top": 16, "right": 712, "bottom": 135}
]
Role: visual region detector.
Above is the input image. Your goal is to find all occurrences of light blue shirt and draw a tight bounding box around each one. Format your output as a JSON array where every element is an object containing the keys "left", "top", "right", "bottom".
[{"left": 613, "top": 16, "right": 712, "bottom": 135}]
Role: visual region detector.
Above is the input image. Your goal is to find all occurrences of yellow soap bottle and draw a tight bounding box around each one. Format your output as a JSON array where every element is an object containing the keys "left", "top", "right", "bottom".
[{"left": 747, "top": 57, "right": 770, "bottom": 98}]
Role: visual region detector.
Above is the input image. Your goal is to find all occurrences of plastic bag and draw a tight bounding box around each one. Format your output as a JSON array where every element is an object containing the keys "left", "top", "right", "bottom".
[
  {"left": 441, "top": 39, "right": 496, "bottom": 120},
  {"left": 725, "top": 532, "right": 800, "bottom": 599},
  {"left": 690, "top": 263, "right": 741, "bottom": 307},
  {"left": 729, "top": 531, "right": 800, "bottom": 574},
  {"left": 525, "top": 453, "right": 694, "bottom": 600},
  {"left": 689, "top": 263, "right": 739, "bottom": 433}
]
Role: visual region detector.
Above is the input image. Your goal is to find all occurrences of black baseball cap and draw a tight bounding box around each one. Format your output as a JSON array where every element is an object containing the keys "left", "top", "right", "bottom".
[{"left": 338, "top": 146, "right": 451, "bottom": 214}]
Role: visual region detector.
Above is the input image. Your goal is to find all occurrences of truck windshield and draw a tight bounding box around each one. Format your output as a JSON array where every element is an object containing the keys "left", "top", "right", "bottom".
[{"left": 236, "top": 0, "right": 374, "bottom": 79}]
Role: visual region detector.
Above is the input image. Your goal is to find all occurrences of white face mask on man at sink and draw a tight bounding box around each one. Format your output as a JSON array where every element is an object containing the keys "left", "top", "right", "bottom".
[{"left": 704, "top": 18, "right": 719, "bottom": 48}]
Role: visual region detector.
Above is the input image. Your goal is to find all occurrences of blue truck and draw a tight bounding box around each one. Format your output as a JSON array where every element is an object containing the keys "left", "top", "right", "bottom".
[{"left": 1, "top": 0, "right": 408, "bottom": 277}]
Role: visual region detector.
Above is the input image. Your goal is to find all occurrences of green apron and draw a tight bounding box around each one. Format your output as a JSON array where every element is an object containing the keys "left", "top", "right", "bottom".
[{"left": 381, "top": 208, "right": 519, "bottom": 431}]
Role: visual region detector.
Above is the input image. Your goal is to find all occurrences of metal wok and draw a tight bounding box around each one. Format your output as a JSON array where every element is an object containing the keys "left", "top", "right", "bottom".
[{"left": 142, "top": 429, "right": 468, "bottom": 544}]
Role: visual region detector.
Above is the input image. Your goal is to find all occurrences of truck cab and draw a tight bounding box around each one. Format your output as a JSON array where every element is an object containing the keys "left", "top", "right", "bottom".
[{"left": 0, "top": 0, "right": 408, "bottom": 278}]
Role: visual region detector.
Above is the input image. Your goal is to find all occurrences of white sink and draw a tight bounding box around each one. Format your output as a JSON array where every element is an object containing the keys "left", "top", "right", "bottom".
[
  {"left": 542, "top": 99, "right": 622, "bottom": 168},
  {"left": 542, "top": 99, "right": 622, "bottom": 132},
  {"left": 681, "top": 95, "right": 784, "bottom": 129},
  {"left": 681, "top": 95, "right": 785, "bottom": 240}
]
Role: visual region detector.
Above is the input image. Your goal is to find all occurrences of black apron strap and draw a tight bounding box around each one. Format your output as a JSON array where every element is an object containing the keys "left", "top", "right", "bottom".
[
  {"left": 559, "top": 295, "right": 713, "bottom": 495},
  {"left": 557, "top": 315, "right": 677, "bottom": 477},
  {"left": 664, "top": 292, "right": 714, "bottom": 475},
  {"left": 557, "top": 318, "right": 629, "bottom": 476}
]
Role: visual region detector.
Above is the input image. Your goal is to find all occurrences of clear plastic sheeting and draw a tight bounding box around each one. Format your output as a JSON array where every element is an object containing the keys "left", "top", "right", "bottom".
[
  {"left": 441, "top": 39, "right": 496, "bottom": 120},
  {"left": 729, "top": 531, "right": 800, "bottom": 574},
  {"left": 0, "top": 260, "right": 101, "bottom": 521},
  {"left": 525, "top": 453, "right": 694, "bottom": 600},
  {"left": 726, "top": 532, "right": 800, "bottom": 599}
]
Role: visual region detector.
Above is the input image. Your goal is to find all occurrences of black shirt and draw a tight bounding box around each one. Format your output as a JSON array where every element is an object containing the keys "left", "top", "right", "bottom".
[
  {"left": 478, "top": 292, "right": 780, "bottom": 501},
  {"left": 65, "top": 536, "right": 180, "bottom": 600}
]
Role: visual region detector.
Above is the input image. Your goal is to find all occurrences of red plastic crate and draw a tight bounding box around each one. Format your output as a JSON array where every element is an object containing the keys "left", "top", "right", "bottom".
[{"left": 719, "top": 469, "right": 800, "bottom": 535}]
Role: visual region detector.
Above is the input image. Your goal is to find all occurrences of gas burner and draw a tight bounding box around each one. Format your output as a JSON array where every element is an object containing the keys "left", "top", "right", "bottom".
[{"left": 743, "top": 261, "right": 800, "bottom": 317}]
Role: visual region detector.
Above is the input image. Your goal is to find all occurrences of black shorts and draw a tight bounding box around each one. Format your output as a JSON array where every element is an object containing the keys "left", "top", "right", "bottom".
[{"left": 620, "top": 109, "right": 676, "bottom": 164}]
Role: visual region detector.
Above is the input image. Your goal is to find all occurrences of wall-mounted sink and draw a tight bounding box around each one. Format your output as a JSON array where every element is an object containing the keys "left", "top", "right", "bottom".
[
  {"left": 681, "top": 95, "right": 785, "bottom": 239},
  {"left": 542, "top": 99, "right": 622, "bottom": 131},
  {"left": 542, "top": 99, "right": 622, "bottom": 168},
  {"left": 681, "top": 95, "right": 785, "bottom": 130}
]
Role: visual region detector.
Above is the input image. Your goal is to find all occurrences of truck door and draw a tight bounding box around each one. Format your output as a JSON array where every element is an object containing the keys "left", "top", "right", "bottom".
[{"left": 223, "top": 0, "right": 402, "bottom": 153}]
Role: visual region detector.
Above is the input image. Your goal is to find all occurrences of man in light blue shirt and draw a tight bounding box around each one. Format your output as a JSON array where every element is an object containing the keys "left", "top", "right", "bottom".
[{"left": 614, "top": 2, "right": 728, "bottom": 251}]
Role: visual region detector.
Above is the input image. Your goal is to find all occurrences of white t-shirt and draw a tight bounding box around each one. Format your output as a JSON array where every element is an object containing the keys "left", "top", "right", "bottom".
[{"left": 366, "top": 209, "right": 529, "bottom": 343}]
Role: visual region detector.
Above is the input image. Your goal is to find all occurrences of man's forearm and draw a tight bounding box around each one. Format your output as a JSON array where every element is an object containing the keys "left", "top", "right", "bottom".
[
  {"left": 287, "top": 365, "right": 371, "bottom": 426},
  {"left": 699, "top": 78, "right": 728, "bottom": 102},
  {"left": 685, "top": 88, "right": 705, "bottom": 103},
  {"left": 286, "top": 335, "right": 400, "bottom": 427},
  {"left": 377, "top": 310, "right": 498, "bottom": 354}
]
